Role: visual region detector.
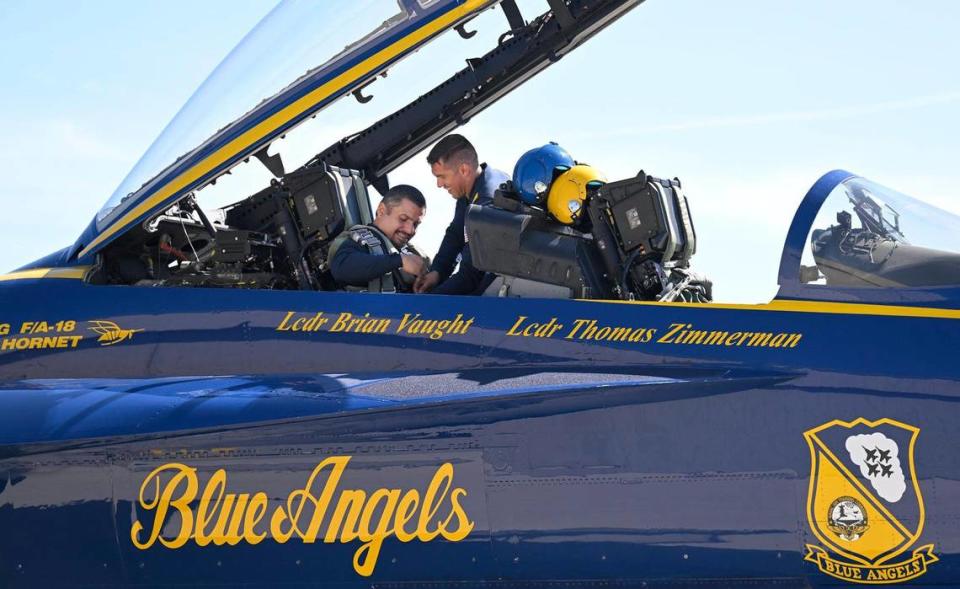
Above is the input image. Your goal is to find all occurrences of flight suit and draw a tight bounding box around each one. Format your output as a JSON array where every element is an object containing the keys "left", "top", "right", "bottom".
[
  {"left": 329, "top": 225, "right": 421, "bottom": 293},
  {"left": 431, "top": 164, "right": 510, "bottom": 295}
]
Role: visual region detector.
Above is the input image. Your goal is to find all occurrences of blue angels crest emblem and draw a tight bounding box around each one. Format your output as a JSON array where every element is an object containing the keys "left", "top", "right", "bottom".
[{"left": 803, "top": 418, "right": 937, "bottom": 584}]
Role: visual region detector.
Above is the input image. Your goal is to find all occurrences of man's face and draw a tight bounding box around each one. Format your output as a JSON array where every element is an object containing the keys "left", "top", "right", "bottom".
[
  {"left": 374, "top": 198, "right": 424, "bottom": 248},
  {"left": 431, "top": 159, "right": 472, "bottom": 199}
]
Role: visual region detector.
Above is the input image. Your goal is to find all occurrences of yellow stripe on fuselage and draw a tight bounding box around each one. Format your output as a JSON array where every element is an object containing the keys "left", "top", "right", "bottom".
[
  {"left": 582, "top": 297, "right": 960, "bottom": 320},
  {"left": 0, "top": 267, "right": 92, "bottom": 282},
  {"left": 80, "top": 0, "right": 492, "bottom": 259},
  {"left": 2, "top": 265, "right": 958, "bottom": 321}
]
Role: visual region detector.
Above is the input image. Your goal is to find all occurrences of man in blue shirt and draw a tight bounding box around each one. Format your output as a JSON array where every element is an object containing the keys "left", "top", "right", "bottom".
[
  {"left": 329, "top": 185, "right": 427, "bottom": 292},
  {"left": 414, "top": 134, "right": 510, "bottom": 295}
]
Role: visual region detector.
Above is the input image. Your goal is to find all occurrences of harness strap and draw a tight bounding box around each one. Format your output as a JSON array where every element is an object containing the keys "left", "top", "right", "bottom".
[{"left": 348, "top": 225, "right": 397, "bottom": 293}]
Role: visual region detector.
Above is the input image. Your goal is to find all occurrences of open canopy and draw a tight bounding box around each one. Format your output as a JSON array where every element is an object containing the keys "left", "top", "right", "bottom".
[{"left": 72, "top": 0, "right": 497, "bottom": 262}]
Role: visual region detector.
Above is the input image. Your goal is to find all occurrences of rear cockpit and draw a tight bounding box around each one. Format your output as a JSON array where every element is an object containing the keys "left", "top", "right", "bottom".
[{"left": 468, "top": 171, "right": 711, "bottom": 302}]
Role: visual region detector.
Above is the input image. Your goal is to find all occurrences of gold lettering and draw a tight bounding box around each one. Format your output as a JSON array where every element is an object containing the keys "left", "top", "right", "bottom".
[
  {"left": 418, "top": 463, "right": 454, "bottom": 542},
  {"left": 657, "top": 323, "right": 689, "bottom": 344},
  {"left": 329, "top": 312, "right": 353, "bottom": 332},
  {"left": 397, "top": 314, "right": 469, "bottom": 340},
  {"left": 1, "top": 335, "right": 83, "bottom": 351},
  {"left": 579, "top": 320, "right": 600, "bottom": 339},
  {"left": 723, "top": 332, "right": 742, "bottom": 346},
  {"left": 397, "top": 313, "right": 419, "bottom": 332},
  {"left": 455, "top": 315, "right": 474, "bottom": 334},
  {"left": 353, "top": 489, "right": 401, "bottom": 577},
  {"left": 393, "top": 490, "right": 420, "bottom": 542},
  {"left": 243, "top": 493, "right": 269, "bottom": 545},
  {"left": 676, "top": 329, "right": 704, "bottom": 344},
  {"left": 564, "top": 318, "right": 590, "bottom": 339},
  {"left": 701, "top": 331, "right": 725, "bottom": 345},
  {"left": 329, "top": 312, "right": 389, "bottom": 334},
  {"left": 223, "top": 494, "right": 249, "bottom": 545},
  {"left": 129, "top": 458, "right": 474, "bottom": 578},
  {"left": 440, "top": 488, "right": 474, "bottom": 541},
  {"left": 506, "top": 316, "right": 528, "bottom": 336},
  {"left": 130, "top": 463, "right": 199, "bottom": 549},
  {"left": 195, "top": 469, "right": 228, "bottom": 546},
  {"left": 325, "top": 490, "right": 366, "bottom": 543},
  {"left": 270, "top": 456, "right": 350, "bottom": 542},
  {"left": 277, "top": 311, "right": 296, "bottom": 331},
  {"left": 304, "top": 312, "right": 327, "bottom": 331},
  {"left": 507, "top": 316, "right": 564, "bottom": 338},
  {"left": 430, "top": 320, "right": 451, "bottom": 340}
]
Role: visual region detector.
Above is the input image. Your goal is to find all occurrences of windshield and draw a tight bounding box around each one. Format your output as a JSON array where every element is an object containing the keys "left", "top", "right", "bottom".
[
  {"left": 801, "top": 177, "right": 960, "bottom": 288},
  {"left": 95, "top": 0, "right": 415, "bottom": 227}
]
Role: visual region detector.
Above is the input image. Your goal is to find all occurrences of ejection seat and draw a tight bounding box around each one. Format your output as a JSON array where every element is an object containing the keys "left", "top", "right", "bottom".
[
  {"left": 222, "top": 163, "right": 373, "bottom": 289},
  {"left": 466, "top": 172, "right": 703, "bottom": 301}
]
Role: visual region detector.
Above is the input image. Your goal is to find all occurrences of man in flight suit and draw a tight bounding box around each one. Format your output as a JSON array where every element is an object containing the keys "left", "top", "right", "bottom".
[
  {"left": 329, "top": 184, "right": 428, "bottom": 292},
  {"left": 414, "top": 134, "right": 509, "bottom": 295}
]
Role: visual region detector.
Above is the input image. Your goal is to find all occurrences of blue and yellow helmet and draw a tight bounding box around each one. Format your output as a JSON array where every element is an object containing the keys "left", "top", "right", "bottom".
[
  {"left": 512, "top": 142, "right": 575, "bottom": 205},
  {"left": 547, "top": 164, "right": 606, "bottom": 225}
]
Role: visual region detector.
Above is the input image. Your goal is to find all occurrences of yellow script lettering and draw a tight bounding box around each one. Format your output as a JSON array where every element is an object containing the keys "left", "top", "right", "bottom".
[{"left": 130, "top": 463, "right": 199, "bottom": 549}]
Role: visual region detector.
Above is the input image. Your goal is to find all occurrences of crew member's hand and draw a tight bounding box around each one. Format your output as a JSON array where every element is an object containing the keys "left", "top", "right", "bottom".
[
  {"left": 401, "top": 254, "right": 426, "bottom": 278},
  {"left": 414, "top": 270, "right": 441, "bottom": 293}
]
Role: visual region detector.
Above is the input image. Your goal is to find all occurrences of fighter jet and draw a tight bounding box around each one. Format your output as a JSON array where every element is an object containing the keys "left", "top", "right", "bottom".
[{"left": 0, "top": 0, "right": 956, "bottom": 587}]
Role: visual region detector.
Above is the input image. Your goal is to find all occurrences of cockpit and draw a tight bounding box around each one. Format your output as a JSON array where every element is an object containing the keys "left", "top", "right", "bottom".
[
  {"left": 52, "top": 1, "right": 959, "bottom": 305},
  {"left": 778, "top": 171, "right": 960, "bottom": 305},
  {"left": 78, "top": 0, "right": 715, "bottom": 301},
  {"left": 802, "top": 177, "right": 960, "bottom": 288},
  {"left": 93, "top": 156, "right": 710, "bottom": 303}
]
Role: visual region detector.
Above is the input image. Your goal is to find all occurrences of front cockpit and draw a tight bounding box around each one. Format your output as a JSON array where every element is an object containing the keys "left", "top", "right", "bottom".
[{"left": 95, "top": 163, "right": 375, "bottom": 291}]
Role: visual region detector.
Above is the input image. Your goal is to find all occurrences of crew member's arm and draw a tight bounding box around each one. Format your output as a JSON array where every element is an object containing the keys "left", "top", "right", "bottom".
[
  {"left": 330, "top": 239, "right": 402, "bottom": 287},
  {"left": 429, "top": 168, "right": 507, "bottom": 294},
  {"left": 431, "top": 245, "right": 489, "bottom": 295},
  {"left": 428, "top": 198, "right": 468, "bottom": 281}
]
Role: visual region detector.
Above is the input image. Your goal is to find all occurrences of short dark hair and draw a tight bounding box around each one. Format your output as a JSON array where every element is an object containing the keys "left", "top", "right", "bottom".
[
  {"left": 426, "top": 134, "right": 478, "bottom": 169},
  {"left": 381, "top": 184, "right": 426, "bottom": 210}
]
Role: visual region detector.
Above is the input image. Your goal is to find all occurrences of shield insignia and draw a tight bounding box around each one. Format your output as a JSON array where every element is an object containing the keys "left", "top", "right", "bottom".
[{"left": 803, "top": 418, "right": 937, "bottom": 584}]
